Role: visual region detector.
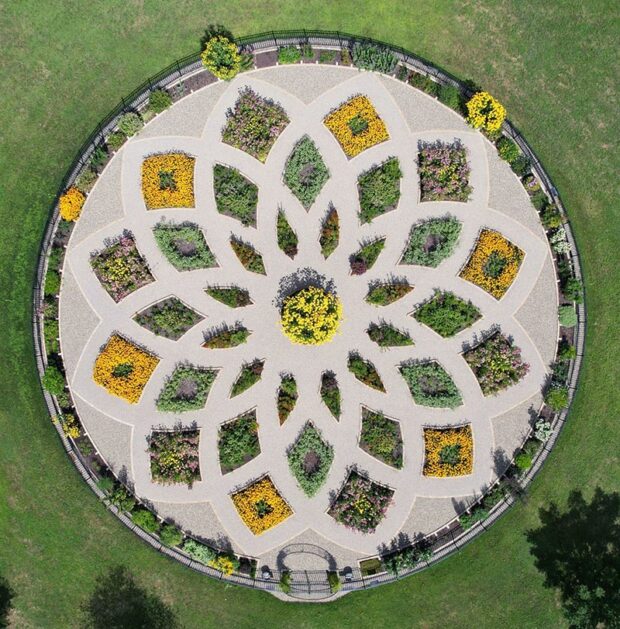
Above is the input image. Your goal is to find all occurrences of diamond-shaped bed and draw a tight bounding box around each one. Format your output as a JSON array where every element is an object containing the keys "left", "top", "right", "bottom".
[{"left": 283, "top": 136, "right": 329, "bottom": 209}]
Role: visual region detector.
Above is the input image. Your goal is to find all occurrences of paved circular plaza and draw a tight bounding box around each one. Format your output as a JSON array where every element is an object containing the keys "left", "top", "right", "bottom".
[{"left": 59, "top": 65, "right": 558, "bottom": 568}]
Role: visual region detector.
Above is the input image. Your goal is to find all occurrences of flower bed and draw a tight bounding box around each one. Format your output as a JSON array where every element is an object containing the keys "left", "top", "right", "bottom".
[
  {"left": 358, "top": 157, "right": 402, "bottom": 223},
  {"left": 399, "top": 361, "right": 462, "bottom": 408},
  {"left": 231, "top": 476, "right": 293, "bottom": 535},
  {"left": 360, "top": 408, "right": 403, "bottom": 469},
  {"left": 222, "top": 87, "right": 289, "bottom": 162},
  {"left": 367, "top": 322, "right": 413, "bottom": 347},
  {"left": 418, "top": 140, "right": 471, "bottom": 202},
  {"left": 218, "top": 410, "right": 260, "bottom": 473},
  {"left": 320, "top": 371, "right": 341, "bottom": 419},
  {"left": 366, "top": 281, "right": 413, "bottom": 306},
  {"left": 328, "top": 471, "right": 393, "bottom": 533},
  {"left": 205, "top": 286, "right": 252, "bottom": 308},
  {"left": 276, "top": 210, "right": 298, "bottom": 258},
  {"left": 463, "top": 332, "right": 529, "bottom": 395},
  {"left": 153, "top": 223, "right": 217, "bottom": 271},
  {"left": 202, "top": 324, "right": 250, "bottom": 349},
  {"left": 231, "top": 360, "right": 264, "bottom": 397},
  {"left": 90, "top": 232, "right": 154, "bottom": 302},
  {"left": 466, "top": 91, "right": 506, "bottom": 133},
  {"left": 134, "top": 297, "right": 203, "bottom": 340},
  {"left": 149, "top": 428, "right": 200, "bottom": 485},
  {"left": 413, "top": 291, "right": 481, "bottom": 337},
  {"left": 283, "top": 136, "right": 329, "bottom": 209},
  {"left": 350, "top": 238, "right": 386, "bottom": 275},
  {"left": 93, "top": 335, "right": 159, "bottom": 403},
  {"left": 230, "top": 237, "right": 266, "bottom": 274},
  {"left": 59, "top": 187, "right": 85, "bottom": 221},
  {"left": 277, "top": 374, "right": 298, "bottom": 424},
  {"left": 319, "top": 206, "right": 339, "bottom": 258},
  {"left": 401, "top": 216, "right": 462, "bottom": 267},
  {"left": 459, "top": 229, "right": 523, "bottom": 299},
  {"left": 423, "top": 425, "right": 473, "bottom": 477},
  {"left": 213, "top": 165, "right": 258, "bottom": 226},
  {"left": 324, "top": 95, "right": 389, "bottom": 157},
  {"left": 156, "top": 365, "right": 217, "bottom": 412},
  {"left": 287, "top": 423, "right": 333, "bottom": 496},
  {"left": 348, "top": 353, "right": 385, "bottom": 392},
  {"left": 141, "top": 153, "right": 195, "bottom": 209}
]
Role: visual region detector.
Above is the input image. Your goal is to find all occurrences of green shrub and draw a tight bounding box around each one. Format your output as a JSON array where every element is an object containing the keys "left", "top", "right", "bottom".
[
  {"left": 44, "top": 269, "right": 61, "bottom": 296},
  {"left": 301, "top": 43, "right": 313, "bottom": 59},
  {"left": 496, "top": 137, "right": 520, "bottom": 163},
  {"left": 44, "top": 313, "right": 59, "bottom": 356},
  {"left": 358, "top": 157, "right": 402, "bottom": 223},
  {"left": 107, "top": 130, "right": 127, "bottom": 151},
  {"left": 287, "top": 423, "right": 334, "bottom": 496},
  {"left": 534, "top": 419, "right": 553, "bottom": 442},
  {"left": 396, "top": 65, "right": 408, "bottom": 81},
  {"left": 540, "top": 203, "right": 562, "bottom": 229},
  {"left": 545, "top": 386, "right": 569, "bottom": 411},
  {"left": 278, "top": 46, "right": 301, "bottom": 64},
  {"left": 160, "top": 524, "right": 183, "bottom": 547},
  {"left": 153, "top": 223, "right": 217, "bottom": 271},
  {"left": 327, "top": 571, "right": 341, "bottom": 593},
  {"left": 183, "top": 539, "right": 216, "bottom": 564},
  {"left": 132, "top": 508, "right": 160, "bottom": 533},
  {"left": 213, "top": 164, "right": 258, "bottom": 226},
  {"left": 148, "top": 89, "right": 172, "bottom": 113},
  {"left": 42, "top": 365, "right": 65, "bottom": 396},
  {"left": 383, "top": 546, "right": 431, "bottom": 575},
  {"left": 118, "top": 112, "right": 143, "bottom": 136},
  {"left": 96, "top": 476, "right": 115, "bottom": 494},
  {"left": 351, "top": 43, "right": 397, "bottom": 73},
  {"left": 459, "top": 507, "right": 489, "bottom": 530},
  {"left": 348, "top": 353, "right": 385, "bottom": 392},
  {"left": 510, "top": 154, "right": 531, "bottom": 177},
  {"left": 401, "top": 216, "right": 462, "bottom": 267},
  {"left": 367, "top": 322, "right": 412, "bottom": 347},
  {"left": 279, "top": 570, "right": 292, "bottom": 593},
  {"left": 320, "top": 372, "right": 341, "bottom": 419},
  {"left": 218, "top": 411, "right": 260, "bottom": 473},
  {"left": 562, "top": 277, "right": 583, "bottom": 303},
  {"left": 514, "top": 452, "right": 533, "bottom": 473},
  {"left": 283, "top": 137, "right": 329, "bottom": 209},
  {"left": 408, "top": 72, "right": 439, "bottom": 96},
  {"left": 437, "top": 84, "right": 462, "bottom": 111},
  {"left": 276, "top": 210, "right": 298, "bottom": 258},
  {"left": 89, "top": 145, "right": 108, "bottom": 171},
  {"left": 108, "top": 484, "right": 136, "bottom": 513},
  {"left": 319, "top": 50, "right": 336, "bottom": 64},
  {"left": 413, "top": 291, "right": 481, "bottom": 337},
  {"left": 399, "top": 361, "right": 462, "bottom": 408},
  {"left": 559, "top": 305, "right": 578, "bottom": 327},
  {"left": 277, "top": 375, "right": 298, "bottom": 424},
  {"left": 557, "top": 340, "right": 577, "bottom": 361},
  {"left": 75, "top": 168, "right": 98, "bottom": 193},
  {"left": 201, "top": 35, "right": 241, "bottom": 80},
  {"left": 230, "top": 360, "right": 264, "bottom": 397}
]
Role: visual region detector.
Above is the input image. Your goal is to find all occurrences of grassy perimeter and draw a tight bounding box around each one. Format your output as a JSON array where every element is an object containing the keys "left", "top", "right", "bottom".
[{"left": 0, "top": 2, "right": 618, "bottom": 627}]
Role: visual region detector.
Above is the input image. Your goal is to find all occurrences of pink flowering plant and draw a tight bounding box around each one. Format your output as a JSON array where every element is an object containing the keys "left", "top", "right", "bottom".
[
  {"left": 221, "top": 87, "right": 290, "bottom": 162},
  {"left": 328, "top": 471, "right": 394, "bottom": 533},
  {"left": 148, "top": 428, "right": 201, "bottom": 485},
  {"left": 418, "top": 140, "right": 472, "bottom": 202},
  {"left": 464, "top": 331, "right": 530, "bottom": 396}
]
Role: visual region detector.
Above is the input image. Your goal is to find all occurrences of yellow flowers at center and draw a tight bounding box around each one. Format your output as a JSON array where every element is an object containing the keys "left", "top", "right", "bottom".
[{"left": 280, "top": 286, "right": 343, "bottom": 345}]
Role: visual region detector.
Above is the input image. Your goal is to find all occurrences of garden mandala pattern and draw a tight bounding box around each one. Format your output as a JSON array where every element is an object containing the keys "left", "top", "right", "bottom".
[{"left": 59, "top": 66, "right": 557, "bottom": 566}]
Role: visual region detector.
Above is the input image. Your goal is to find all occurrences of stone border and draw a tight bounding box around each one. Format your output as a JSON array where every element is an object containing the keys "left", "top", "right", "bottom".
[{"left": 33, "top": 32, "right": 585, "bottom": 600}]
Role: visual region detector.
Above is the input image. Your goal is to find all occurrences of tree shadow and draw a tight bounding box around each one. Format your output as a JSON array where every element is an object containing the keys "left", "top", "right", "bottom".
[
  {"left": 525, "top": 488, "right": 620, "bottom": 627},
  {"left": 82, "top": 565, "right": 179, "bottom": 629},
  {"left": 200, "top": 24, "right": 235, "bottom": 48},
  {"left": 0, "top": 575, "right": 14, "bottom": 629}
]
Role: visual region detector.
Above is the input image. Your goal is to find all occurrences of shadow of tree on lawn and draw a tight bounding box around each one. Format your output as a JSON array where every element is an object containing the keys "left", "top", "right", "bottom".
[
  {"left": 526, "top": 488, "right": 620, "bottom": 628},
  {"left": 0, "top": 575, "right": 14, "bottom": 629}
]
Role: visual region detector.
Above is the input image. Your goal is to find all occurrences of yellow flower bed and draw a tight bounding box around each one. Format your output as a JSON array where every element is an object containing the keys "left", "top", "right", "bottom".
[
  {"left": 466, "top": 91, "right": 506, "bottom": 133},
  {"left": 93, "top": 334, "right": 159, "bottom": 403},
  {"left": 459, "top": 229, "right": 524, "bottom": 299},
  {"left": 59, "top": 186, "right": 86, "bottom": 221},
  {"left": 208, "top": 555, "right": 236, "bottom": 575},
  {"left": 324, "top": 95, "right": 389, "bottom": 157},
  {"left": 281, "top": 286, "right": 342, "bottom": 345},
  {"left": 141, "top": 153, "right": 195, "bottom": 209},
  {"left": 423, "top": 425, "right": 473, "bottom": 477},
  {"left": 231, "top": 476, "right": 293, "bottom": 535}
]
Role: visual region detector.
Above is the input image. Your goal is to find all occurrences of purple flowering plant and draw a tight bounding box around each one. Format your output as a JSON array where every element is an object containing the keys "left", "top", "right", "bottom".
[
  {"left": 418, "top": 140, "right": 472, "bottom": 202},
  {"left": 149, "top": 428, "right": 201, "bottom": 485}
]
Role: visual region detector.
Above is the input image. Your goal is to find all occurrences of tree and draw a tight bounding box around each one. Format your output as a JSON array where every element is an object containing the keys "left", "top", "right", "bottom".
[{"left": 0, "top": 576, "right": 14, "bottom": 628}]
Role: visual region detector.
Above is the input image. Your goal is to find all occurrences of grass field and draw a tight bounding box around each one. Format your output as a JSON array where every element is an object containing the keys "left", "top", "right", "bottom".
[{"left": 0, "top": 1, "right": 618, "bottom": 627}]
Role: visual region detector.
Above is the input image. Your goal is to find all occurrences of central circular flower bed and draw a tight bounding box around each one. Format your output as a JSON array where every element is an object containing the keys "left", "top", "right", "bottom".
[{"left": 280, "top": 285, "right": 342, "bottom": 345}]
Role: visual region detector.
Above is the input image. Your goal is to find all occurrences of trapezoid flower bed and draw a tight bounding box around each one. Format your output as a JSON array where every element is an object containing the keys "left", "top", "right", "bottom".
[
  {"left": 156, "top": 365, "right": 217, "bottom": 412},
  {"left": 153, "top": 222, "right": 217, "bottom": 271},
  {"left": 463, "top": 332, "right": 529, "bottom": 395},
  {"left": 230, "top": 237, "right": 266, "bottom": 274},
  {"left": 133, "top": 297, "right": 203, "bottom": 340},
  {"left": 218, "top": 410, "right": 260, "bottom": 474},
  {"left": 324, "top": 95, "right": 389, "bottom": 157},
  {"left": 348, "top": 353, "right": 385, "bottom": 392},
  {"left": 366, "top": 281, "right": 413, "bottom": 306},
  {"left": 357, "top": 157, "right": 402, "bottom": 223},
  {"left": 413, "top": 291, "right": 481, "bottom": 337},
  {"left": 205, "top": 286, "right": 252, "bottom": 308},
  {"left": 350, "top": 238, "right": 386, "bottom": 275},
  {"left": 280, "top": 286, "right": 342, "bottom": 345},
  {"left": 459, "top": 228, "right": 524, "bottom": 299},
  {"left": 283, "top": 136, "right": 329, "bottom": 209},
  {"left": 90, "top": 232, "right": 154, "bottom": 302},
  {"left": 360, "top": 408, "right": 403, "bottom": 469},
  {"left": 213, "top": 165, "right": 258, "bottom": 227},
  {"left": 221, "top": 87, "right": 289, "bottom": 162},
  {"left": 423, "top": 425, "right": 473, "bottom": 477},
  {"left": 92, "top": 335, "right": 159, "bottom": 403},
  {"left": 202, "top": 324, "right": 250, "bottom": 349},
  {"left": 231, "top": 476, "right": 293, "bottom": 535},
  {"left": 418, "top": 140, "right": 472, "bottom": 202},
  {"left": 149, "top": 427, "right": 201, "bottom": 485},
  {"left": 401, "top": 216, "right": 462, "bottom": 267},
  {"left": 141, "top": 152, "right": 195, "bottom": 209},
  {"left": 367, "top": 322, "right": 413, "bottom": 347},
  {"left": 287, "top": 422, "right": 334, "bottom": 496},
  {"left": 399, "top": 360, "right": 462, "bottom": 408},
  {"left": 230, "top": 360, "right": 264, "bottom": 397},
  {"left": 328, "top": 471, "right": 394, "bottom": 533},
  {"left": 320, "top": 371, "right": 341, "bottom": 419}
]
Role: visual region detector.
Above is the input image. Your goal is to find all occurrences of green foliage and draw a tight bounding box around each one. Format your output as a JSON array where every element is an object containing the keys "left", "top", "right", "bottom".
[
  {"left": 360, "top": 408, "right": 403, "bottom": 468},
  {"left": 182, "top": 539, "right": 216, "bottom": 564},
  {"left": 496, "top": 136, "right": 520, "bottom": 163},
  {"left": 459, "top": 506, "right": 490, "bottom": 530},
  {"left": 153, "top": 222, "right": 216, "bottom": 271},
  {"left": 75, "top": 167, "right": 98, "bottom": 193},
  {"left": 383, "top": 546, "right": 430, "bottom": 575},
  {"left": 108, "top": 484, "right": 135, "bottom": 513},
  {"left": 367, "top": 322, "right": 413, "bottom": 347},
  {"left": 203, "top": 325, "right": 250, "bottom": 349},
  {"left": 366, "top": 282, "right": 412, "bottom": 306},
  {"left": 319, "top": 50, "right": 336, "bottom": 64},
  {"left": 277, "top": 374, "right": 297, "bottom": 424},
  {"left": 319, "top": 206, "right": 339, "bottom": 258},
  {"left": 358, "top": 157, "right": 402, "bottom": 223},
  {"left": 118, "top": 112, "right": 143, "bottom": 136},
  {"left": 401, "top": 216, "right": 462, "bottom": 266},
  {"left": 562, "top": 277, "right": 583, "bottom": 303},
  {"left": 276, "top": 210, "right": 298, "bottom": 258},
  {"left": 351, "top": 42, "right": 397, "bottom": 73},
  {"left": 399, "top": 361, "right": 462, "bottom": 408},
  {"left": 283, "top": 136, "right": 329, "bottom": 209},
  {"left": 348, "top": 353, "right": 385, "bottom": 391},
  {"left": 159, "top": 524, "right": 183, "bottom": 547},
  {"left": 545, "top": 386, "right": 569, "bottom": 411},
  {"left": 413, "top": 291, "right": 481, "bottom": 337},
  {"left": 218, "top": 410, "right": 260, "bottom": 473},
  {"left": 541, "top": 203, "right": 563, "bottom": 229},
  {"left": 44, "top": 268, "right": 61, "bottom": 296},
  {"left": 327, "top": 571, "right": 341, "bottom": 593},
  {"left": 230, "top": 237, "right": 265, "bottom": 274},
  {"left": 559, "top": 305, "right": 578, "bottom": 327},
  {"left": 205, "top": 286, "right": 251, "bottom": 308},
  {"left": 132, "top": 508, "right": 160, "bottom": 533},
  {"left": 510, "top": 154, "right": 531, "bottom": 177},
  {"left": 201, "top": 35, "right": 240, "bottom": 80},
  {"left": 408, "top": 71, "right": 439, "bottom": 96},
  {"left": 213, "top": 164, "right": 258, "bottom": 226},
  {"left": 134, "top": 298, "right": 202, "bottom": 340},
  {"left": 287, "top": 423, "right": 334, "bottom": 496},
  {"left": 148, "top": 89, "right": 172, "bottom": 113},
  {"left": 156, "top": 365, "right": 216, "bottom": 412},
  {"left": 350, "top": 238, "right": 386, "bottom": 275},
  {"left": 106, "top": 130, "right": 127, "bottom": 151},
  {"left": 534, "top": 419, "right": 553, "bottom": 442},
  {"left": 437, "top": 84, "right": 462, "bottom": 111},
  {"left": 320, "top": 371, "right": 341, "bottom": 419},
  {"left": 279, "top": 570, "right": 291, "bottom": 593},
  {"left": 515, "top": 452, "right": 533, "bottom": 473},
  {"left": 278, "top": 46, "right": 301, "bottom": 64},
  {"left": 557, "top": 340, "right": 577, "bottom": 361},
  {"left": 89, "top": 145, "right": 108, "bottom": 171},
  {"left": 42, "top": 365, "right": 65, "bottom": 396},
  {"left": 230, "top": 360, "right": 264, "bottom": 397}
]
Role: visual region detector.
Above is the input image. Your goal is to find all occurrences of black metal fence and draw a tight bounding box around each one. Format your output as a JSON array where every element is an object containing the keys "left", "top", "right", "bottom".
[{"left": 32, "top": 30, "right": 585, "bottom": 599}]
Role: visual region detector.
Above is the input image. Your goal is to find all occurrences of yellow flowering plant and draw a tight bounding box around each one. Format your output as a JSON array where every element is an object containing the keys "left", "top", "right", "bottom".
[
  {"left": 201, "top": 36, "right": 241, "bottom": 80},
  {"left": 93, "top": 334, "right": 159, "bottom": 403},
  {"left": 59, "top": 186, "right": 86, "bottom": 221},
  {"left": 324, "top": 95, "right": 389, "bottom": 157},
  {"left": 141, "top": 153, "right": 195, "bottom": 209},
  {"left": 459, "top": 228, "right": 524, "bottom": 299},
  {"left": 208, "top": 555, "right": 238, "bottom": 575},
  {"left": 231, "top": 476, "right": 293, "bottom": 535},
  {"left": 61, "top": 413, "right": 81, "bottom": 439},
  {"left": 281, "top": 286, "right": 343, "bottom": 345},
  {"left": 466, "top": 91, "right": 506, "bottom": 133},
  {"left": 423, "top": 425, "right": 473, "bottom": 477}
]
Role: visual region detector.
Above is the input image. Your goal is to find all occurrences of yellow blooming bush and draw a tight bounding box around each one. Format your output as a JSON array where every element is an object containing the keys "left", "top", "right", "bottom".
[
  {"left": 459, "top": 228, "right": 524, "bottom": 299},
  {"left": 59, "top": 186, "right": 86, "bottom": 221},
  {"left": 324, "top": 95, "right": 389, "bottom": 157},
  {"left": 423, "top": 425, "right": 473, "bottom": 477},
  {"left": 93, "top": 334, "right": 159, "bottom": 403},
  {"left": 201, "top": 36, "right": 241, "bottom": 80},
  {"left": 61, "top": 413, "right": 80, "bottom": 439},
  {"left": 208, "top": 555, "right": 237, "bottom": 575},
  {"left": 281, "top": 286, "right": 343, "bottom": 345},
  {"left": 231, "top": 476, "right": 293, "bottom": 535},
  {"left": 466, "top": 91, "right": 506, "bottom": 133},
  {"left": 141, "top": 153, "right": 195, "bottom": 209}
]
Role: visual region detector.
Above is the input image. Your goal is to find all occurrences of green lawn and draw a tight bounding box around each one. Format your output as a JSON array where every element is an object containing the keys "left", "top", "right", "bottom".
[{"left": 0, "top": 1, "right": 618, "bottom": 627}]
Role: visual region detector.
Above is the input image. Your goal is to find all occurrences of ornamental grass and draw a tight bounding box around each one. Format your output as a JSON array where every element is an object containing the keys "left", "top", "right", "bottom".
[
  {"left": 231, "top": 476, "right": 292, "bottom": 535},
  {"left": 281, "top": 286, "right": 342, "bottom": 345},
  {"left": 141, "top": 153, "right": 195, "bottom": 209},
  {"left": 93, "top": 335, "right": 159, "bottom": 403},
  {"left": 324, "top": 95, "right": 389, "bottom": 157},
  {"left": 423, "top": 425, "right": 473, "bottom": 477},
  {"left": 466, "top": 91, "right": 506, "bottom": 133},
  {"left": 459, "top": 228, "right": 524, "bottom": 299},
  {"left": 59, "top": 186, "right": 85, "bottom": 222}
]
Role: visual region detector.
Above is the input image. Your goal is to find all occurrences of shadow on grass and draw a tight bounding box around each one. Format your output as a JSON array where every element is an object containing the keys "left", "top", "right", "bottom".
[
  {"left": 0, "top": 575, "right": 14, "bottom": 629},
  {"left": 526, "top": 488, "right": 620, "bottom": 628}
]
